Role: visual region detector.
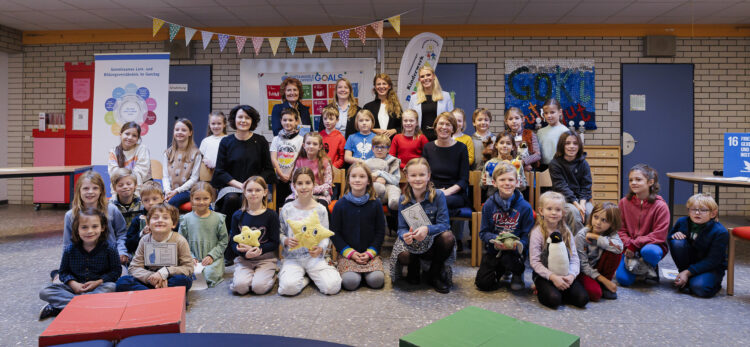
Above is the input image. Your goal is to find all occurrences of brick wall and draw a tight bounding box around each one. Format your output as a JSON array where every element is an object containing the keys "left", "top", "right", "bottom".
[
  {"left": 6, "top": 36, "right": 750, "bottom": 215},
  {"left": 0, "top": 24, "right": 21, "bottom": 53}
]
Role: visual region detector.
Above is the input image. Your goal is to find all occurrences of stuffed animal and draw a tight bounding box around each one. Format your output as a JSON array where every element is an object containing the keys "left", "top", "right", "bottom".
[
  {"left": 546, "top": 231, "right": 569, "bottom": 276},
  {"left": 233, "top": 226, "right": 261, "bottom": 247},
  {"left": 287, "top": 212, "right": 334, "bottom": 251},
  {"left": 364, "top": 158, "right": 388, "bottom": 175},
  {"left": 489, "top": 232, "right": 523, "bottom": 257}
]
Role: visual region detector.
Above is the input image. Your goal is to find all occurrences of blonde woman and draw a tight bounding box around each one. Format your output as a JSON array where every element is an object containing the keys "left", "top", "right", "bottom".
[{"left": 407, "top": 65, "right": 453, "bottom": 141}]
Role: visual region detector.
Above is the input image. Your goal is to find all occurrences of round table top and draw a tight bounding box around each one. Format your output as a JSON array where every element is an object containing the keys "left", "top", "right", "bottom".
[{"left": 666, "top": 171, "right": 750, "bottom": 187}]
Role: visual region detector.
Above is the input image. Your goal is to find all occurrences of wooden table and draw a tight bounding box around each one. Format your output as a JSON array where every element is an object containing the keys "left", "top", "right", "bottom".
[
  {"left": 666, "top": 171, "right": 750, "bottom": 226},
  {"left": 0, "top": 165, "right": 93, "bottom": 208}
]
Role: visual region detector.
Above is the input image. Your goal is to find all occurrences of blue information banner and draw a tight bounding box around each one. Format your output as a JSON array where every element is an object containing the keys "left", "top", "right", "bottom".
[{"left": 724, "top": 133, "right": 750, "bottom": 177}]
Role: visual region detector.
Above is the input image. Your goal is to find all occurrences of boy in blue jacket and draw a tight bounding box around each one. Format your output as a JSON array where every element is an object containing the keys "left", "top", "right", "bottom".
[
  {"left": 669, "top": 193, "right": 728, "bottom": 298},
  {"left": 475, "top": 162, "right": 534, "bottom": 292}
]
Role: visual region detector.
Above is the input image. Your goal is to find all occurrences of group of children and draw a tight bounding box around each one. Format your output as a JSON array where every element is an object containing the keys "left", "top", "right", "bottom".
[{"left": 38, "top": 95, "right": 730, "bottom": 319}]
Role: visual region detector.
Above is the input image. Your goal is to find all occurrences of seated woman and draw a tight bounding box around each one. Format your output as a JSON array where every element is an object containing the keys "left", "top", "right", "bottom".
[{"left": 420, "top": 112, "right": 470, "bottom": 211}]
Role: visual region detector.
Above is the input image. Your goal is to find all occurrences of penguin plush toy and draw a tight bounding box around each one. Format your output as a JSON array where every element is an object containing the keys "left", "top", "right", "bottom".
[{"left": 546, "top": 231, "right": 569, "bottom": 276}]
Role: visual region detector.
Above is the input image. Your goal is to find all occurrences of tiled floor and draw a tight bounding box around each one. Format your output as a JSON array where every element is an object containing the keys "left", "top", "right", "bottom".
[{"left": 1, "top": 204, "right": 749, "bottom": 346}]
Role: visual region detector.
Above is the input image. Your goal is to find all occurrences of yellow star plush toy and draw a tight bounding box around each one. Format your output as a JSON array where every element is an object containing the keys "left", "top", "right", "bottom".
[
  {"left": 287, "top": 213, "right": 334, "bottom": 251},
  {"left": 233, "top": 226, "right": 261, "bottom": 247}
]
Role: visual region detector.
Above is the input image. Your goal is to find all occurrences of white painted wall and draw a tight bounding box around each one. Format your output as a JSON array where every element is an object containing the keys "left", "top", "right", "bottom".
[{"left": 0, "top": 51, "right": 8, "bottom": 202}]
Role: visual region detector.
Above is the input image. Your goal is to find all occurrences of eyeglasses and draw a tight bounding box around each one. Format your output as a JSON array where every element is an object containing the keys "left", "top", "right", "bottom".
[
  {"left": 689, "top": 208, "right": 711, "bottom": 215},
  {"left": 373, "top": 145, "right": 389, "bottom": 150}
]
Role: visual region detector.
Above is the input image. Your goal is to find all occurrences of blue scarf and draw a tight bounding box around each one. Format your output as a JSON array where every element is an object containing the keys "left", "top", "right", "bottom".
[{"left": 343, "top": 192, "right": 370, "bottom": 206}]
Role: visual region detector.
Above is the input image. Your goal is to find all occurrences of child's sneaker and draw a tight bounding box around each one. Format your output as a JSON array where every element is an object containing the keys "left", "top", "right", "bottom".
[
  {"left": 39, "top": 304, "right": 61, "bottom": 320},
  {"left": 510, "top": 273, "right": 525, "bottom": 291},
  {"left": 644, "top": 265, "right": 660, "bottom": 284},
  {"left": 601, "top": 287, "right": 618, "bottom": 300}
]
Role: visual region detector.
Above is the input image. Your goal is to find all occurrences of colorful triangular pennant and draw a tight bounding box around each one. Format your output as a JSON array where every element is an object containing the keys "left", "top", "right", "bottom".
[
  {"left": 303, "top": 35, "right": 316, "bottom": 54},
  {"left": 184, "top": 27, "right": 196, "bottom": 46},
  {"left": 321, "top": 32, "right": 333, "bottom": 52},
  {"left": 355, "top": 25, "right": 367, "bottom": 44},
  {"left": 235, "top": 36, "right": 247, "bottom": 54},
  {"left": 268, "top": 37, "right": 281, "bottom": 56},
  {"left": 371, "top": 21, "right": 383, "bottom": 38},
  {"left": 285, "top": 37, "right": 298, "bottom": 55},
  {"left": 217, "top": 33, "right": 229, "bottom": 52},
  {"left": 201, "top": 31, "right": 213, "bottom": 49},
  {"left": 251, "top": 37, "right": 264, "bottom": 55},
  {"left": 388, "top": 15, "right": 401, "bottom": 35},
  {"left": 338, "top": 29, "right": 350, "bottom": 49},
  {"left": 152, "top": 18, "right": 165, "bottom": 37},
  {"left": 168, "top": 23, "right": 180, "bottom": 42}
]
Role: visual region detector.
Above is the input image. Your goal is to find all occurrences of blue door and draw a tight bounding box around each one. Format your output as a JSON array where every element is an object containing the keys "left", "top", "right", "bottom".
[
  {"left": 168, "top": 65, "right": 211, "bottom": 147},
  {"left": 435, "top": 63, "right": 477, "bottom": 134},
  {"left": 621, "top": 64, "right": 693, "bottom": 206}
]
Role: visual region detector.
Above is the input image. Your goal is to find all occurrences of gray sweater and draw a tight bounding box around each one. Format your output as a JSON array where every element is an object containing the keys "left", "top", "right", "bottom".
[{"left": 574, "top": 227, "right": 623, "bottom": 279}]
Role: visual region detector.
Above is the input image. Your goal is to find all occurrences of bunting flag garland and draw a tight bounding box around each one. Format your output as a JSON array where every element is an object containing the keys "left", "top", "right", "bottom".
[
  {"left": 286, "top": 37, "right": 298, "bottom": 55},
  {"left": 217, "top": 33, "right": 229, "bottom": 52},
  {"left": 251, "top": 37, "right": 264, "bottom": 55},
  {"left": 201, "top": 31, "right": 213, "bottom": 50},
  {"left": 303, "top": 35, "right": 316, "bottom": 54},
  {"left": 320, "top": 32, "right": 333, "bottom": 51},
  {"left": 338, "top": 29, "right": 350, "bottom": 49},
  {"left": 388, "top": 15, "right": 401, "bottom": 35},
  {"left": 268, "top": 37, "right": 281, "bottom": 56},
  {"left": 152, "top": 18, "right": 165, "bottom": 37},
  {"left": 168, "top": 23, "right": 180, "bottom": 42},
  {"left": 371, "top": 21, "right": 383, "bottom": 38},
  {"left": 235, "top": 36, "right": 247, "bottom": 54},
  {"left": 355, "top": 25, "right": 367, "bottom": 44},
  {"left": 184, "top": 27, "right": 196, "bottom": 46}
]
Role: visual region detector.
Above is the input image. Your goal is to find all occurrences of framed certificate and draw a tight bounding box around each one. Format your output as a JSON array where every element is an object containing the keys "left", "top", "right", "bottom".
[{"left": 144, "top": 242, "right": 178, "bottom": 267}]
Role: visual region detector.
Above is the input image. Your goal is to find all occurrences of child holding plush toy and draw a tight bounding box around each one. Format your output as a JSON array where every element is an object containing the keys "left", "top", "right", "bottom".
[
  {"left": 278, "top": 167, "right": 341, "bottom": 296},
  {"left": 529, "top": 191, "right": 588, "bottom": 309},
  {"left": 177, "top": 182, "right": 228, "bottom": 287},
  {"left": 229, "top": 176, "right": 280, "bottom": 295}
]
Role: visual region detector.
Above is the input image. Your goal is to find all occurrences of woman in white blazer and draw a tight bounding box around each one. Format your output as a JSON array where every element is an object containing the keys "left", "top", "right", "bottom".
[{"left": 408, "top": 65, "right": 453, "bottom": 141}]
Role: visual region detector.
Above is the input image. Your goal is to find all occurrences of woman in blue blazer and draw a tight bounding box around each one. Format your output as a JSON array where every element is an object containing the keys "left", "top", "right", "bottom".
[{"left": 271, "top": 77, "right": 311, "bottom": 135}]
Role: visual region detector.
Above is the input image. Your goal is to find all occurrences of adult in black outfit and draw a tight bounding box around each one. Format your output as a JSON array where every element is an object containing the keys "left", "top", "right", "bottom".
[
  {"left": 271, "top": 77, "right": 312, "bottom": 135},
  {"left": 356, "top": 73, "right": 402, "bottom": 139}
]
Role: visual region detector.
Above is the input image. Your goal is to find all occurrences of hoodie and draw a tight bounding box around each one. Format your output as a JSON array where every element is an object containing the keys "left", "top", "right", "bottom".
[
  {"left": 479, "top": 190, "right": 535, "bottom": 258},
  {"left": 548, "top": 154, "right": 592, "bottom": 203},
  {"left": 617, "top": 195, "right": 670, "bottom": 254}
]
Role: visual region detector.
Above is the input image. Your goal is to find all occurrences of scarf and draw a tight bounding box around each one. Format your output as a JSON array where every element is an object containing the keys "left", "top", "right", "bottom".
[
  {"left": 689, "top": 221, "right": 705, "bottom": 240},
  {"left": 343, "top": 192, "right": 370, "bottom": 206},
  {"left": 279, "top": 128, "right": 299, "bottom": 139}
]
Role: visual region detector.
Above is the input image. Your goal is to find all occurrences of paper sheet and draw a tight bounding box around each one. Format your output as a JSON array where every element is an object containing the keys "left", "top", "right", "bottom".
[
  {"left": 190, "top": 263, "right": 208, "bottom": 291},
  {"left": 661, "top": 268, "right": 678, "bottom": 281},
  {"left": 401, "top": 203, "right": 432, "bottom": 231}
]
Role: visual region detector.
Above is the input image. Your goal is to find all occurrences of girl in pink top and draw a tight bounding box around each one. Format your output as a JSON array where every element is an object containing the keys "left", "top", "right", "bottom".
[
  {"left": 289, "top": 132, "right": 333, "bottom": 205},
  {"left": 615, "top": 163, "right": 670, "bottom": 286}
]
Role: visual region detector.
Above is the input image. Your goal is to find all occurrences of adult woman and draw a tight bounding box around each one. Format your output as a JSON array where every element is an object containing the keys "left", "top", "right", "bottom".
[
  {"left": 271, "top": 78, "right": 311, "bottom": 135},
  {"left": 360, "top": 73, "right": 402, "bottom": 139},
  {"left": 211, "top": 105, "right": 275, "bottom": 264},
  {"left": 421, "top": 112, "right": 469, "bottom": 210},
  {"left": 408, "top": 66, "right": 453, "bottom": 141},
  {"left": 322, "top": 78, "right": 360, "bottom": 136}
]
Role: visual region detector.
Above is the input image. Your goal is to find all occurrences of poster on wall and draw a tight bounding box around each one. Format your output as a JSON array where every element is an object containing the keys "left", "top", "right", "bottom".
[
  {"left": 505, "top": 59, "right": 596, "bottom": 130},
  {"left": 724, "top": 133, "right": 750, "bottom": 178},
  {"left": 397, "top": 32, "right": 444, "bottom": 107},
  {"left": 91, "top": 53, "right": 170, "bottom": 167},
  {"left": 240, "top": 58, "right": 376, "bottom": 140}
]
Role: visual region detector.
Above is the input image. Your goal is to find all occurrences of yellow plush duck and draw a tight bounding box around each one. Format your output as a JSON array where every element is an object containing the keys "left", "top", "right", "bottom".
[
  {"left": 287, "top": 213, "right": 334, "bottom": 251},
  {"left": 233, "top": 226, "right": 262, "bottom": 247}
]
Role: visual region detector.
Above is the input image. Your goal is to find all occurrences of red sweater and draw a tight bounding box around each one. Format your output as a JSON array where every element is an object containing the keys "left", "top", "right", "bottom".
[
  {"left": 390, "top": 133, "right": 428, "bottom": 169},
  {"left": 617, "top": 195, "right": 670, "bottom": 254},
  {"left": 321, "top": 129, "right": 345, "bottom": 169}
]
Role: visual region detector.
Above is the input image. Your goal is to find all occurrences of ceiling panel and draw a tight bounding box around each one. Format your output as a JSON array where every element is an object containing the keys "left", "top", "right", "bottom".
[
  {"left": 712, "top": 2, "right": 750, "bottom": 16},
  {"left": 0, "top": 0, "right": 30, "bottom": 11},
  {"left": 514, "top": 15, "right": 564, "bottom": 24},
  {"left": 616, "top": 2, "right": 681, "bottom": 16},
  {"left": 110, "top": 0, "right": 170, "bottom": 8},
  {"left": 471, "top": 1, "right": 526, "bottom": 17},
  {"left": 569, "top": 1, "right": 631, "bottom": 17},
  {"left": 660, "top": 1, "right": 735, "bottom": 16},
  {"left": 8, "top": 0, "right": 77, "bottom": 11},
  {"left": 59, "top": 0, "right": 123, "bottom": 9},
  {"left": 558, "top": 15, "right": 609, "bottom": 24},
  {"left": 605, "top": 15, "right": 658, "bottom": 23},
  {"left": 517, "top": 2, "right": 579, "bottom": 17}
]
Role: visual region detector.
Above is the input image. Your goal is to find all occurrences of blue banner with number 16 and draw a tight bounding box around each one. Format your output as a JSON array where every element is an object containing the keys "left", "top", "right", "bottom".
[{"left": 724, "top": 133, "right": 750, "bottom": 177}]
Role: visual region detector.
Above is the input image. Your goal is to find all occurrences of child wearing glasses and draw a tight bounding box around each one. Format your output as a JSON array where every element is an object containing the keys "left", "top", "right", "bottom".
[
  {"left": 668, "top": 193, "right": 728, "bottom": 298},
  {"left": 365, "top": 134, "right": 401, "bottom": 211}
]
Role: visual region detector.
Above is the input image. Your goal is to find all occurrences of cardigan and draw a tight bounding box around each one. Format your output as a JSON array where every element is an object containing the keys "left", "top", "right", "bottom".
[
  {"left": 129, "top": 231, "right": 194, "bottom": 282},
  {"left": 617, "top": 195, "right": 670, "bottom": 254},
  {"left": 58, "top": 242, "right": 121, "bottom": 285},
  {"left": 211, "top": 133, "right": 276, "bottom": 190},
  {"left": 668, "top": 217, "right": 728, "bottom": 275},
  {"left": 330, "top": 198, "right": 386, "bottom": 258}
]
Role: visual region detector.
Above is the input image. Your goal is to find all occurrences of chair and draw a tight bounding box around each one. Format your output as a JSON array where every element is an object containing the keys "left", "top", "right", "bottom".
[
  {"left": 199, "top": 163, "right": 213, "bottom": 182},
  {"left": 533, "top": 169, "right": 553, "bottom": 211},
  {"left": 326, "top": 167, "right": 346, "bottom": 214},
  {"left": 727, "top": 226, "right": 750, "bottom": 295},
  {"left": 150, "top": 159, "right": 163, "bottom": 180},
  {"left": 525, "top": 171, "right": 535, "bottom": 208},
  {"left": 451, "top": 170, "right": 481, "bottom": 267}
]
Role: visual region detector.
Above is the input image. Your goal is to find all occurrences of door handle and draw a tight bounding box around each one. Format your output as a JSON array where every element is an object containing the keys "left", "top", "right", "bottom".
[{"left": 622, "top": 132, "right": 637, "bottom": 155}]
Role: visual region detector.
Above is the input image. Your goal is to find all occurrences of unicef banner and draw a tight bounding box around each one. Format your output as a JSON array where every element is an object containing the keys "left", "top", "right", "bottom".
[
  {"left": 91, "top": 53, "right": 170, "bottom": 165},
  {"left": 240, "top": 58, "right": 376, "bottom": 139},
  {"left": 397, "top": 32, "right": 443, "bottom": 106},
  {"left": 505, "top": 59, "right": 596, "bottom": 130}
]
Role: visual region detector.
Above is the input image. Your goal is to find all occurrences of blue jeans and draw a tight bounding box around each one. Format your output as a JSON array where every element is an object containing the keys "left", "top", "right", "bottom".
[
  {"left": 616, "top": 244, "right": 664, "bottom": 286},
  {"left": 669, "top": 238, "right": 724, "bottom": 298},
  {"left": 115, "top": 275, "right": 192, "bottom": 292},
  {"left": 167, "top": 191, "right": 191, "bottom": 207}
]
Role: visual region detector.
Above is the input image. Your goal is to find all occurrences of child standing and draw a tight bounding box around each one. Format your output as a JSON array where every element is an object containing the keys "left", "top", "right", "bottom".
[
  {"left": 470, "top": 108, "right": 495, "bottom": 171},
  {"left": 331, "top": 163, "right": 386, "bottom": 290},
  {"left": 505, "top": 107, "right": 540, "bottom": 171},
  {"left": 548, "top": 130, "right": 592, "bottom": 229},
  {"left": 39, "top": 208, "right": 121, "bottom": 320},
  {"left": 574, "top": 202, "right": 623, "bottom": 301},
  {"left": 368, "top": 134, "right": 401, "bottom": 211},
  {"left": 389, "top": 109, "right": 428, "bottom": 170},
  {"left": 669, "top": 194, "right": 728, "bottom": 298},
  {"left": 391, "top": 158, "right": 455, "bottom": 294},
  {"left": 125, "top": 181, "right": 165, "bottom": 254},
  {"left": 163, "top": 118, "right": 202, "bottom": 207},
  {"left": 230, "top": 177, "right": 280, "bottom": 295},
  {"left": 319, "top": 105, "right": 346, "bottom": 169},
  {"left": 529, "top": 191, "right": 588, "bottom": 309},
  {"left": 270, "top": 108, "right": 304, "bottom": 207},
  {"left": 108, "top": 122, "right": 151, "bottom": 195},
  {"left": 109, "top": 168, "right": 143, "bottom": 228},
  {"left": 616, "top": 164, "right": 669, "bottom": 287},
  {"left": 481, "top": 131, "right": 527, "bottom": 196},
  {"left": 289, "top": 132, "right": 333, "bottom": 206},
  {"left": 116, "top": 203, "right": 194, "bottom": 291},
  {"left": 278, "top": 168, "right": 341, "bottom": 296},
  {"left": 536, "top": 99, "right": 568, "bottom": 170},
  {"left": 475, "top": 162, "right": 534, "bottom": 292},
  {"left": 344, "top": 109, "right": 377, "bottom": 164},
  {"left": 199, "top": 111, "right": 227, "bottom": 169},
  {"left": 451, "top": 108, "right": 475, "bottom": 167},
  {"left": 178, "top": 182, "right": 228, "bottom": 288}
]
